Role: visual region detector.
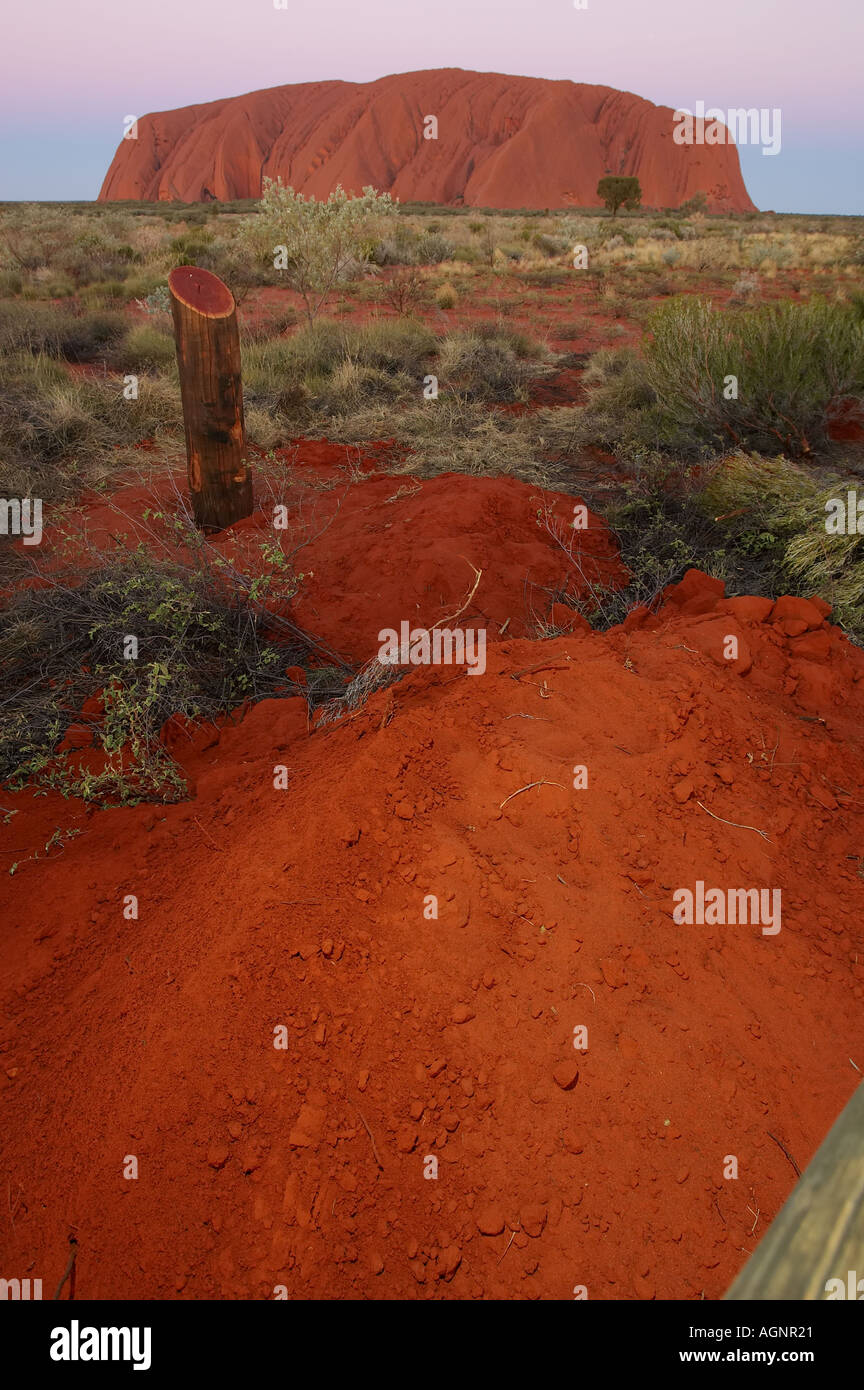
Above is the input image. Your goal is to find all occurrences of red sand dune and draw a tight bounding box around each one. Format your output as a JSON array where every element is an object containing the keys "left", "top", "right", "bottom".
[
  {"left": 2, "top": 465, "right": 862, "bottom": 1300},
  {"left": 99, "top": 68, "right": 756, "bottom": 212}
]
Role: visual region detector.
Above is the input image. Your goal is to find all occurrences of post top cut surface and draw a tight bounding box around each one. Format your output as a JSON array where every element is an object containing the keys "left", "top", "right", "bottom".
[{"left": 169, "top": 266, "right": 235, "bottom": 317}]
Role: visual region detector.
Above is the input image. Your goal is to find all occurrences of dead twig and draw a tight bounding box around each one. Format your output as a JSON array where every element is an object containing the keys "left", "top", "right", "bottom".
[
  {"left": 499, "top": 779, "right": 566, "bottom": 810},
  {"left": 355, "top": 1108, "right": 384, "bottom": 1171},
  {"left": 497, "top": 1230, "right": 516, "bottom": 1265},
  {"left": 53, "top": 1237, "right": 78, "bottom": 1301},
  {"left": 696, "top": 801, "right": 771, "bottom": 843},
  {"left": 193, "top": 816, "right": 222, "bottom": 852},
  {"left": 432, "top": 560, "right": 482, "bottom": 630},
  {"left": 767, "top": 1130, "right": 801, "bottom": 1178}
]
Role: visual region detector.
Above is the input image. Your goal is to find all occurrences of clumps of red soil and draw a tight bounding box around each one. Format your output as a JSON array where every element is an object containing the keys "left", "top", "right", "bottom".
[{"left": 2, "top": 555, "right": 863, "bottom": 1299}]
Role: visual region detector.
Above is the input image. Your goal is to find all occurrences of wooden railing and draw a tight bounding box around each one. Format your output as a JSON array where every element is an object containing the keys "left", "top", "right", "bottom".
[{"left": 725, "top": 1083, "right": 864, "bottom": 1300}]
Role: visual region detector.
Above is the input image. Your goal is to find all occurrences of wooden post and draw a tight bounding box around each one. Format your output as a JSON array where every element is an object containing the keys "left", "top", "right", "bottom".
[
  {"left": 725, "top": 1083, "right": 864, "bottom": 1299},
  {"left": 168, "top": 265, "right": 253, "bottom": 532}
]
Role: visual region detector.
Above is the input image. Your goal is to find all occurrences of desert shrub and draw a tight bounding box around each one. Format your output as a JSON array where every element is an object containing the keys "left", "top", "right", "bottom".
[
  {"left": 168, "top": 229, "right": 216, "bottom": 264},
  {"left": 55, "top": 232, "right": 139, "bottom": 287},
  {"left": 238, "top": 306, "right": 300, "bottom": 343},
  {"left": 243, "top": 317, "right": 435, "bottom": 415},
  {"left": 435, "top": 282, "right": 458, "bottom": 309},
  {"left": 0, "top": 207, "right": 68, "bottom": 271},
  {"left": 520, "top": 266, "right": 570, "bottom": 287},
  {"left": 0, "top": 541, "right": 323, "bottom": 806},
  {"left": 555, "top": 319, "right": 591, "bottom": 340},
  {"left": 0, "top": 302, "right": 127, "bottom": 361},
  {"left": 532, "top": 232, "right": 567, "bottom": 258},
  {"left": 80, "top": 280, "right": 130, "bottom": 306},
  {"left": 136, "top": 284, "right": 171, "bottom": 315},
  {"left": 450, "top": 244, "right": 482, "bottom": 265},
  {"left": 414, "top": 231, "right": 455, "bottom": 264},
  {"left": 436, "top": 327, "right": 554, "bottom": 401},
  {"left": 730, "top": 270, "right": 761, "bottom": 303},
  {"left": 555, "top": 450, "right": 863, "bottom": 640},
  {"left": 701, "top": 452, "right": 864, "bottom": 638},
  {"left": 372, "top": 228, "right": 420, "bottom": 266},
  {"left": 238, "top": 179, "right": 397, "bottom": 322},
  {"left": 112, "top": 322, "right": 177, "bottom": 372},
  {"left": 328, "top": 394, "right": 561, "bottom": 485},
  {"left": 123, "top": 272, "right": 168, "bottom": 303},
  {"left": 376, "top": 266, "right": 429, "bottom": 316},
  {"left": 580, "top": 295, "right": 864, "bottom": 456},
  {"left": 0, "top": 356, "right": 181, "bottom": 501}
]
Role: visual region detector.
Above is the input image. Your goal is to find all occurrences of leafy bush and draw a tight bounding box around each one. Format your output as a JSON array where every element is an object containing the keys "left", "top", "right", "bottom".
[
  {"left": 580, "top": 295, "right": 864, "bottom": 456},
  {"left": 414, "top": 231, "right": 454, "bottom": 264},
  {"left": 238, "top": 179, "right": 397, "bottom": 322},
  {"left": 0, "top": 541, "right": 319, "bottom": 805}
]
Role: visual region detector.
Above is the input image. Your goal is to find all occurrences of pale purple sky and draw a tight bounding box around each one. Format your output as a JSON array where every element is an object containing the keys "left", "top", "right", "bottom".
[{"left": 1, "top": 0, "right": 862, "bottom": 211}]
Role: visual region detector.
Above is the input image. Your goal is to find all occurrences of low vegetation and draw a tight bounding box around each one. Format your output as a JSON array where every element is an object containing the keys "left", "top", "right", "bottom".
[{"left": 0, "top": 192, "right": 862, "bottom": 802}]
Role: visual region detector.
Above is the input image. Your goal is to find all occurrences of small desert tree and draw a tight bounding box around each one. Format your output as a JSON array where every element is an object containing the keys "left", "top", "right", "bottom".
[
  {"left": 597, "top": 176, "right": 642, "bottom": 217},
  {"left": 239, "top": 178, "right": 398, "bottom": 324}
]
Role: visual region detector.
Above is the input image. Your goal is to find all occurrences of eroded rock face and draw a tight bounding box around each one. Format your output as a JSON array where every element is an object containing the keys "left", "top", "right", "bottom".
[{"left": 98, "top": 68, "right": 756, "bottom": 211}]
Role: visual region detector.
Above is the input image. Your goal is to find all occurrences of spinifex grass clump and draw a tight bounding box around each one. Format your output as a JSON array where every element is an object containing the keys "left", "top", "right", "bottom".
[
  {"left": 552, "top": 451, "right": 864, "bottom": 644},
  {"left": 0, "top": 541, "right": 339, "bottom": 806},
  {"left": 0, "top": 352, "right": 180, "bottom": 503},
  {"left": 580, "top": 295, "right": 864, "bottom": 457}
]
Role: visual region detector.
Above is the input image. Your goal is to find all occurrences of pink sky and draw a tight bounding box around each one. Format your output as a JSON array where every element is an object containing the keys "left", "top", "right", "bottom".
[{"left": 2, "top": 0, "right": 862, "bottom": 209}]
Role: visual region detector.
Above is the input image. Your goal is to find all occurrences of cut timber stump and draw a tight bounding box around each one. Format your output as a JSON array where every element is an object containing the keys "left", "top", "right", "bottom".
[
  {"left": 725, "top": 1083, "right": 864, "bottom": 1299},
  {"left": 169, "top": 265, "right": 252, "bottom": 532}
]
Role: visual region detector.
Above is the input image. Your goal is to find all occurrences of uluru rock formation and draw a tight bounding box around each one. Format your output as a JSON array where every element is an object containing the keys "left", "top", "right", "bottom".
[{"left": 99, "top": 68, "right": 756, "bottom": 211}]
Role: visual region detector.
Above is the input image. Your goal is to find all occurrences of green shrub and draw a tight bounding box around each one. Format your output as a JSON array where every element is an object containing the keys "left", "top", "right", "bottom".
[
  {"left": 0, "top": 542, "right": 319, "bottom": 806},
  {"left": 581, "top": 295, "right": 864, "bottom": 456},
  {"left": 414, "top": 231, "right": 455, "bottom": 264}
]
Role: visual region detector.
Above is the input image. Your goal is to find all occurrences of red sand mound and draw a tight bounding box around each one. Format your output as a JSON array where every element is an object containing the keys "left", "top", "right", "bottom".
[
  {"left": 2, "top": 553, "right": 862, "bottom": 1299},
  {"left": 30, "top": 456, "right": 627, "bottom": 663},
  {"left": 99, "top": 68, "right": 756, "bottom": 213}
]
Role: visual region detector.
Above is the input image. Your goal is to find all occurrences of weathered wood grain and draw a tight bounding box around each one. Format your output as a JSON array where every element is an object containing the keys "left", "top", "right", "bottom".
[
  {"left": 169, "top": 265, "right": 252, "bottom": 532},
  {"left": 726, "top": 1083, "right": 864, "bottom": 1300}
]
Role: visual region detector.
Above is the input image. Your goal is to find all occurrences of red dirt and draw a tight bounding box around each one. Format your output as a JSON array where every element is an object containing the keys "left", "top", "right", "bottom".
[
  {"left": 30, "top": 459, "right": 626, "bottom": 663},
  {"left": 2, "top": 454, "right": 863, "bottom": 1299},
  {"left": 98, "top": 68, "right": 756, "bottom": 213}
]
